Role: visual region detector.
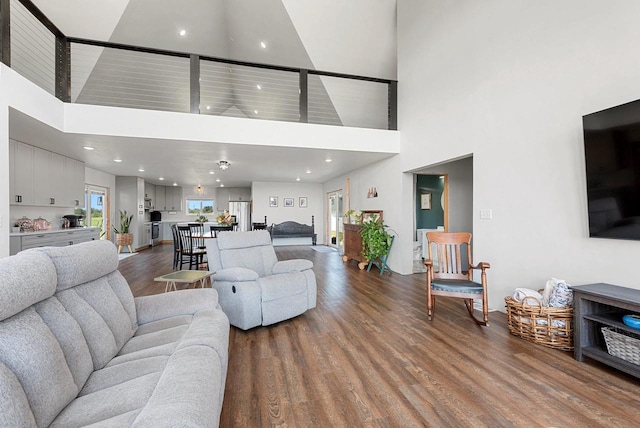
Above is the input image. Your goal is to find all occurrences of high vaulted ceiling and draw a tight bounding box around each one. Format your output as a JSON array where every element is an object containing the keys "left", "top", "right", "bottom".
[{"left": 14, "top": 0, "right": 397, "bottom": 187}]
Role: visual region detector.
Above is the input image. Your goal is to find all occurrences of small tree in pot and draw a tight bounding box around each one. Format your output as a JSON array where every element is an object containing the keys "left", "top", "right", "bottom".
[{"left": 113, "top": 210, "right": 134, "bottom": 253}]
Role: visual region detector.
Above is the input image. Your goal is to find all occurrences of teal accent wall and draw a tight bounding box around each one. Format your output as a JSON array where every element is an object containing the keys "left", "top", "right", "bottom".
[{"left": 416, "top": 175, "right": 444, "bottom": 229}]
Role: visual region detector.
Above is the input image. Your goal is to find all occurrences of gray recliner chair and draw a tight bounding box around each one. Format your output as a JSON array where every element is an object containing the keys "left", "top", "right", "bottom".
[{"left": 205, "top": 230, "right": 317, "bottom": 330}]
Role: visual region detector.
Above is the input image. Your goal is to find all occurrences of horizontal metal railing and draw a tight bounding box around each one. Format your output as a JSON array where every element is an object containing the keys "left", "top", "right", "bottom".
[
  {"left": 0, "top": 0, "right": 397, "bottom": 130},
  {"left": 1, "top": 0, "right": 397, "bottom": 130}
]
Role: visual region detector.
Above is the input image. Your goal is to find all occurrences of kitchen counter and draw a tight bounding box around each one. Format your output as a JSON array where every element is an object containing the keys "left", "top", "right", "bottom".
[
  {"left": 10, "top": 227, "right": 102, "bottom": 255},
  {"left": 10, "top": 226, "right": 101, "bottom": 237}
]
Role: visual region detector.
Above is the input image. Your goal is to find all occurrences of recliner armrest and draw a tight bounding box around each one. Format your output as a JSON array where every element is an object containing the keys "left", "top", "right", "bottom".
[
  {"left": 212, "top": 267, "right": 259, "bottom": 282},
  {"left": 272, "top": 259, "right": 313, "bottom": 274}
]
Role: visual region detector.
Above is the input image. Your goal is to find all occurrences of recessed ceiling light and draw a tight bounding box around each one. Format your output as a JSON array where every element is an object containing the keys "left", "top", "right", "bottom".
[
  {"left": 325, "top": 158, "right": 332, "bottom": 163},
  {"left": 220, "top": 184, "right": 225, "bottom": 187},
  {"left": 113, "top": 159, "right": 123, "bottom": 163},
  {"left": 296, "top": 177, "right": 301, "bottom": 182},
  {"left": 260, "top": 41, "right": 266, "bottom": 49},
  {"left": 138, "top": 168, "right": 145, "bottom": 172},
  {"left": 179, "top": 29, "right": 186, "bottom": 36},
  {"left": 83, "top": 146, "right": 94, "bottom": 151},
  {"left": 306, "top": 169, "right": 311, "bottom": 174},
  {"left": 209, "top": 171, "right": 215, "bottom": 175},
  {"left": 173, "top": 182, "right": 178, "bottom": 186},
  {"left": 256, "top": 84, "right": 262, "bottom": 90},
  {"left": 216, "top": 179, "right": 221, "bottom": 182},
  {"left": 159, "top": 177, "right": 165, "bottom": 181},
  {"left": 254, "top": 110, "right": 258, "bottom": 114},
  {"left": 206, "top": 105, "right": 211, "bottom": 110}
]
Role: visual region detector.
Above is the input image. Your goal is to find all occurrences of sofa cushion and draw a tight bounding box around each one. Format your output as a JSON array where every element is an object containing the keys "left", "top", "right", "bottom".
[
  {"left": 0, "top": 250, "right": 56, "bottom": 321},
  {"left": 0, "top": 307, "right": 78, "bottom": 427},
  {"left": 33, "top": 240, "right": 119, "bottom": 291}
]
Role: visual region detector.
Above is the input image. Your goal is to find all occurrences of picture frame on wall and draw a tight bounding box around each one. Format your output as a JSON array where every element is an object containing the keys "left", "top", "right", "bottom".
[
  {"left": 269, "top": 196, "right": 278, "bottom": 207},
  {"left": 421, "top": 193, "right": 432, "bottom": 210},
  {"left": 299, "top": 197, "right": 308, "bottom": 208},
  {"left": 283, "top": 198, "right": 294, "bottom": 207}
]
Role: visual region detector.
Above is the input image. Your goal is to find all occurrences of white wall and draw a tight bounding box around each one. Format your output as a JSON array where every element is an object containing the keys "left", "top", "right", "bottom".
[
  {"left": 252, "top": 181, "right": 323, "bottom": 244},
  {"left": 323, "top": 155, "right": 409, "bottom": 272},
  {"left": 398, "top": 0, "right": 640, "bottom": 310}
]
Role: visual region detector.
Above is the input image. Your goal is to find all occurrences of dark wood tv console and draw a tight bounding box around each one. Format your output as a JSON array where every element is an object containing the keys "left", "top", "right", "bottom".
[{"left": 573, "top": 283, "right": 640, "bottom": 379}]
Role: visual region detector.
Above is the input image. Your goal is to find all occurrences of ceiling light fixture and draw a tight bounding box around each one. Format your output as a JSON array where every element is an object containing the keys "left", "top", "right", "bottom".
[
  {"left": 260, "top": 41, "right": 267, "bottom": 49},
  {"left": 306, "top": 169, "right": 311, "bottom": 174},
  {"left": 197, "top": 184, "right": 203, "bottom": 194},
  {"left": 83, "top": 146, "right": 94, "bottom": 151},
  {"left": 206, "top": 105, "right": 211, "bottom": 110},
  {"left": 138, "top": 168, "right": 145, "bottom": 172},
  {"left": 113, "top": 159, "right": 123, "bottom": 163},
  {"left": 218, "top": 160, "right": 230, "bottom": 170},
  {"left": 216, "top": 179, "right": 221, "bottom": 183},
  {"left": 296, "top": 177, "right": 301, "bottom": 182},
  {"left": 173, "top": 182, "right": 178, "bottom": 186},
  {"left": 209, "top": 171, "right": 215, "bottom": 175},
  {"left": 325, "top": 158, "right": 332, "bottom": 163},
  {"left": 220, "top": 184, "right": 225, "bottom": 187},
  {"left": 256, "top": 84, "right": 262, "bottom": 90},
  {"left": 159, "top": 177, "right": 164, "bottom": 181},
  {"left": 254, "top": 110, "right": 258, "bottom": 115},
  {"left": 179, "top": 29, "right": 186, "bottom": 36}
]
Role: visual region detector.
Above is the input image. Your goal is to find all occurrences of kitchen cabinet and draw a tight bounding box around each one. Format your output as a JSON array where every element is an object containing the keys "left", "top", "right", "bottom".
[
  {"left": 64, "top": 157, "right": 85, "bottom": 207},
  {"left": 142, "top": 223, "right": 151, "bottom": 247},
  {"left": 164, "top": 186, "right": 183, "bottom": 211},
  {"left": 10, "top": 140, "right": 35, "bottom": 205},
  {"left": 10, "top": 140, "right": 85, "bottom": 207},
  {"left": 9, "top": 228, "right": 101, "bottom": 255},
  {"left": 144, "top": 182, "right": 156, "bottom": 208},
  {"left": 34, "top": 148, "right": 65, "bottom": 206},
  {"left": 155, "top": 186, "right": 166, "bottom": 210}
]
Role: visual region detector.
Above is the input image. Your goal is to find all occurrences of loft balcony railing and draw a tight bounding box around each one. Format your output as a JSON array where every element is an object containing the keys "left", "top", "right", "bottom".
[{"left": 1, "top": 0, "right": 397, "bottom": 130}]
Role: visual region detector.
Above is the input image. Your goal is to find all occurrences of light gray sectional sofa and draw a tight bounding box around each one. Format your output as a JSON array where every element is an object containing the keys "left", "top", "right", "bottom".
[
  {"left": 206, "top": 230, "right": 316, "bottom": 330},
  {"left": 0, "top": 240, "right": 229, "bottom": 427}
]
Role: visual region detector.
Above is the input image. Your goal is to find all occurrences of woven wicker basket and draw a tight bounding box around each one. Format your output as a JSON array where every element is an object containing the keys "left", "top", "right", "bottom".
[
  {"left": 505, "top": 295, "right": 574, "bottom": 351},
  {"left": 602, "top": 327, "right": 640, "bottom": 365}
]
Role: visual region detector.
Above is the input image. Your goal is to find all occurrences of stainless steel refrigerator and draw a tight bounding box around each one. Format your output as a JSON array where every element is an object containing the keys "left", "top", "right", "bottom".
[{"left": 228, "top": 201, "right": 251, "bottom": 232}]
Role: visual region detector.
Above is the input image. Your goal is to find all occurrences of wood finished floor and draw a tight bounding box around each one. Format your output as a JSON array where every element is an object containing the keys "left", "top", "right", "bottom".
[{"left": 120, "top": 244, "right": 640, "bottom": 427}]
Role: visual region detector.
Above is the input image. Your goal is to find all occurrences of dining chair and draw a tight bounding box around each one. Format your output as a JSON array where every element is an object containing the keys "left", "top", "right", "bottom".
[
  {"left": 171, "top": 224, "right": 181, "bottom": 269},
  {"left": 252, "top": 216, "right": 268, "bottom": 230},
  {"left": 177, "top": 225, "right": 207, "bottom": 270},
  {"left": 210, "top": 225, "right": 234, "bottom": 238},
  {"left": 424, "top": 232, "right": 490, "bottom": 326}
]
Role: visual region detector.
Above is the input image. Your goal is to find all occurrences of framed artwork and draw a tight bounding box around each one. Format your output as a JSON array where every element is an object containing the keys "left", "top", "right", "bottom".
[
  {"left": 283, "top": 198, "right": 294, "bottom": 207},
  {"left": 421, "top": 193, "right": 432, "bottom": 210},
  {"left": 269, "top": 196, "right": 278, "bottom": 207},
  {"left": 299, "top": 197, "right": 308, "bottom": 208},
  {"left": 361, "top": 210, "right": 383, "bottom": 223}
]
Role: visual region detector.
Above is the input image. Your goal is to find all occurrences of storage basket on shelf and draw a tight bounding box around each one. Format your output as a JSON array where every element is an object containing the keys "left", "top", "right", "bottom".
[
  {"left": 505, "top": 295, "right": 574, "bottom": 351},
  {"left": 602, "top": 327, "right": 640, "bottom": 366}
]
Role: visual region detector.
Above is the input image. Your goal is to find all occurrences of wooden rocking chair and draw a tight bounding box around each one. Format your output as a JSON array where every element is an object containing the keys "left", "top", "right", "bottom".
[{"left": 424, "top": 232, "right": 490, "bottom": 326}]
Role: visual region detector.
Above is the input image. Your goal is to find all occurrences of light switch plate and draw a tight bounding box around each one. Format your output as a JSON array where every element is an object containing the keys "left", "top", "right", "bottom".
[{"left": 480, "top": 209, "right": 493, "bottom": 219}]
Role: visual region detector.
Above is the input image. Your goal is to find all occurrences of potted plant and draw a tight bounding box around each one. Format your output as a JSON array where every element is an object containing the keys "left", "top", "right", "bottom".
[
  {"left": 343, "top": 209, "right": 362, "bottom": 224},
  {"left": 359, "top": 214, "right": 392, "bottom": 263},
  {"left": 196, "top": 215, "right": 208, "bottom": 223},
  {"left": 113, "top": 210, "right": 134, "bottom": 250}
]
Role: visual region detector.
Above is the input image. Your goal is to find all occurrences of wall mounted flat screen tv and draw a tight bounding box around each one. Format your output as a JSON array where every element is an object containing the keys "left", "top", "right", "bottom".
[{"left": 584, "top": 98, "right": 640, "bottom": 240}]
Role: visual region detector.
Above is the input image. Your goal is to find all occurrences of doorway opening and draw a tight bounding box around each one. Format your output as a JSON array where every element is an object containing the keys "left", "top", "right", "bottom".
[
  {"left": 82, "top": 184, "right": 110, "bottom": 240},
  {"left": 327, "top": 190, "right": 344, "bottom": 250}
]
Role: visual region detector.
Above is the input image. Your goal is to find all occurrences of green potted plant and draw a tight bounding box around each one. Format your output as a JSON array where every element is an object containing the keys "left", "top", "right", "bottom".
[
  {"left": 113, "top": 210, "right": 134, "bottom": 251},
  {"left": 359, "top": 214, "right": 392, "bottom": 263}
]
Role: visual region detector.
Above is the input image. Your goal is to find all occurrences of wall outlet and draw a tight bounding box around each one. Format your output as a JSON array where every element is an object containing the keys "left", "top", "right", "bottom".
[{"left": 480, "top": 209, "right": 493, "bottom": 219}]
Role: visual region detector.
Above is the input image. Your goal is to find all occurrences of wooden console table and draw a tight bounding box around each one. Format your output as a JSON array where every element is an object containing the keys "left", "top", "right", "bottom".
[
  {"left": 573, "top": 283, "right": 640, "bottom": 379},
  {"left": 342, "top": 223, "right": 367, "bottom": 270}
]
